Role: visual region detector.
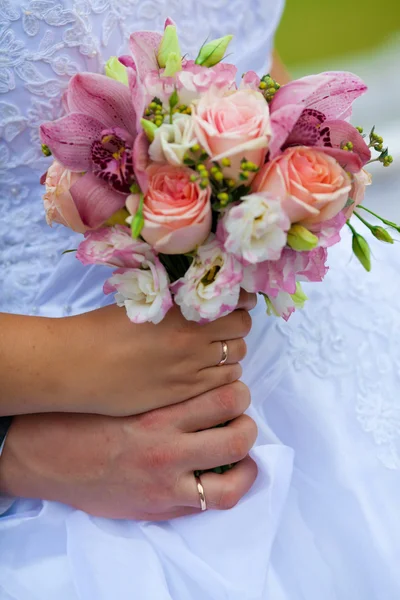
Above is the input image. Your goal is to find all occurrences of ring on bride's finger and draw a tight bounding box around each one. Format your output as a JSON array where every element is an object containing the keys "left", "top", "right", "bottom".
[
  {"left": 218, "top": 341, "right": 229, "bottom": 366},
  {"left": 194, "top": 473, "right": 207, "bottom": 511}
]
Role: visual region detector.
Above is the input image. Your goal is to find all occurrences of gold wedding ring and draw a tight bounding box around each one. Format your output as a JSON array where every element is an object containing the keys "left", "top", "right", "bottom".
[
  {"left": 194, "top": 474, "right": 207, "bottom": 511},
  {"left": 218, "top": 341, "right": 229, "bottom": 366}
]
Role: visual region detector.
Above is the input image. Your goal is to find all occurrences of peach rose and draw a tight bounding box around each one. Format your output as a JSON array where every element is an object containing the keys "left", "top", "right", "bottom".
[
  {"left": 43, "top": 160, "right": 88, "bottom": 233},
  {"left": 126, "top": 165, "right": 212, "bottom": 254},
  {"left": 344, "top": 169, "right": 372, "bottom": 219},
  {"left": 192, "top": 88, "right": 271, "bottom": 181},
  {"left": 253, "top": 146, "right": 352, "bottom": 226}
]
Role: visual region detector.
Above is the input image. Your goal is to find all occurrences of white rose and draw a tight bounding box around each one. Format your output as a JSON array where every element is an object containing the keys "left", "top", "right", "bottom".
[
  {"left": 149, "top": 114, "right": 198, "bottom": 166},
  {"left": 221, "top": 192, "right": 290, "bottom": 264},
  {"left": 104, "top": 258, "right": 173, "bottom": 324}
]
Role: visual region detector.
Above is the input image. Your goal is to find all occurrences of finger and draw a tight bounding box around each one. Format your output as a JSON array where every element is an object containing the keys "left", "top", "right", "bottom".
[
  {"left": 176, "top": 381, "right": 251, "bottom": 433},
  {"left": 205, "top": 309, "right": 252, "bottom": 343},
  {"left": 138, "top": 507, "right": 201, "bottom": 521},
  {"left": 183, "top": 414, "right": 258, "bottom": 471},
  {"left": 187, "top": 363, "right": 243, "bottom": 400},
  {"left": 237, "top": 290, "right": 257, "bottom": 312},
  {"left": 181, "top": 455, "right": 258, "bottom": 510},
  {"left": 202, "top": 338, "right": 247, "bottom": 368}
]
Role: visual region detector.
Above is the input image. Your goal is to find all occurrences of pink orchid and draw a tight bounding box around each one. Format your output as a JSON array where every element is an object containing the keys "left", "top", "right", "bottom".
[
  {"left": 76, "top": 225, "right": 154, "bottom": 269},
  {"left": 242, "top": 247, "right": 328, "bottom": 298},
  {"left": 269, "top": 72, "right": 371, "bottom": 172},
  {"left": 40, "top": 73, "right": 141, "bottom": 229}
]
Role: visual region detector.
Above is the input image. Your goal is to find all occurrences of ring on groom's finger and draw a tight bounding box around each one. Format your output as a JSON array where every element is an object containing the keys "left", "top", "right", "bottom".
[
  {"left": 194, "top": 473, "right": 207, "bottom": 511},
  {"left": 218, "top": 341, "right": 229, "bottom": 366}
]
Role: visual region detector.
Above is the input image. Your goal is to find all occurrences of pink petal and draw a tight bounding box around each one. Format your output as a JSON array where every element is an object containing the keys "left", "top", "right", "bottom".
[
  {"left": 271, "top": 72, "right": 367, "bottom": 122},
  {"left": 70, "top": 172, "right": 127, "bottom": 229},
  {"left": 129, "top": 30, "right": 162, "bottom": 78},
  {"left": 271, "top": 74, "right": 330, "bottom": 112},
  {"left": 67, "top": 73, "right": 137, "bottom": 136},
  {"left": 317, "top": 147, "right": 363, "bottom": 173},
  {"left": 240, "top": 71, "right": 261, "bottom": 90},
  {"left": 319, "top": 120, "right": 371, "bottom": 165},
  {"left": 128, "top": 67, "right": 147, "bottom": 131},
  {"left": 269, "top": 104, "right": 305, "bottom": 158},
  {"left": 307, "top": 71, "right": 367, "bottom": 120},
  {"left": 40, "top": 113, "right": 104, "bottom": 171},
  {"left": 164, "top": 17, "right": 176, "bottom": 28},
  {"left": 119, "top": 55, "right": 136, "bottom": 71},
  {"left": 133, "top": 131, "right": 150, "bottom": 193}
]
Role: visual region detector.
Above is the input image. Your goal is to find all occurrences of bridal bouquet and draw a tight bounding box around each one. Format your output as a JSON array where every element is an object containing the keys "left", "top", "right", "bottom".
[{"left": 40, "top": 20, "right": 394, "bottom": 324}]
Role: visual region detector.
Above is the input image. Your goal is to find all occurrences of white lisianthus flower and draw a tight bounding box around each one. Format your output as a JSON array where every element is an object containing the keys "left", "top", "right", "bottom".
[
  {"left": 104, "top": 258, "right": 173, "bottom": 324},
  {"left": 171, "top": 235, "right": 243, "bottom": 323},
  {"left": 220, "top": 192, "right": 290, "bottom": 263},
  {"left": 149, "top": 113, "right": 198, "bottom": 166}
]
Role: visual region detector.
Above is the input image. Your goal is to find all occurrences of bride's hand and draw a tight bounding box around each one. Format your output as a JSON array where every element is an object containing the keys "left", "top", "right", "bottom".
[
  {"left": 62, "top": 290, "right": 256, "bottom": 416},
  {"left": 0, "top": 291, "right": 255, "bottom": 417}
]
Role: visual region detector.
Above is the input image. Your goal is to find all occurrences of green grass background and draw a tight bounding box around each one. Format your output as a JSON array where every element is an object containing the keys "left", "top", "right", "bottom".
[{"left": 276, "top": 0, "right": 400, "bottom": 68}]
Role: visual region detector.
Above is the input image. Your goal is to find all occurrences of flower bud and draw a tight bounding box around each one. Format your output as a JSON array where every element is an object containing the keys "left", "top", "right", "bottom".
[
  {"left": 157, "top": 25, "right": 181, "bottom": 69},
  {"left": 163, "top": 52, "right": 182, "bottom": 77},
  {"left": 287, "top": 224, "right": 319, "bottom": 252},
  {"left": 140, "top": 118, "right": 158, "bottom": 142},
  {"left": 105, "top": 57, "right": 128, "bottom": 86},
  {"left": 371, "top": 226, "right": 394, "bottom": 244},
  {"left": 195, "top": 35, "right": 233, "bottom": 67},
  {"left": 104, "top": 207, "right": 130, "bottom": 227},
  {"left": 352, "top": 231, "right": 371, "bottom": 271},
  {"left": 291, "top": 282, "right": 308, "bottom": 309}
]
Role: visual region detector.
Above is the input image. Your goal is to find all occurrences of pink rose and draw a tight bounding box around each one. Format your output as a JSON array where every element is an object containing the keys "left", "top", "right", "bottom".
[
  {"left": 344, "top": 169, "right": 372, "bottom": 219},
  {"left": 42, "top": 160, "right": 88, "bottom": 233},
  {"left": 193, "top": 88, "right": 271, "bottom": 181},
  {"left": 253, "top": 146, "right": 351, "bottom": 226},
  {"left": 126, "top": 165, "right": 212, "bottom": 254}
]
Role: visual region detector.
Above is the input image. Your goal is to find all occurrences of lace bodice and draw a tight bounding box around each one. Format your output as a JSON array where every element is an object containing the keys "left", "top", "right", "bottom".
[{"left": 0, "top": 0, "right": 284, "bottom": 314}]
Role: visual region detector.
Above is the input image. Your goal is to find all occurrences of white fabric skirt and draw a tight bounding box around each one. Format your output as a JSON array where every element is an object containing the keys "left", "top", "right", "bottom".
[{"left": 1, "top": 227, "right": 400, "bottom": 600}]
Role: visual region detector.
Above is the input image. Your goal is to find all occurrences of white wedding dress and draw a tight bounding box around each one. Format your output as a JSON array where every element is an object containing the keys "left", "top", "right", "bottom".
[{"left": 1, "top": 1, "right": 400, "bottom": 598}]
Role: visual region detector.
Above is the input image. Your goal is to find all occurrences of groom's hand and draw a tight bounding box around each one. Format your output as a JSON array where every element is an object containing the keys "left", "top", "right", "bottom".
[{"left": 0, "top": 382, "right": 258, "bottom": 520}]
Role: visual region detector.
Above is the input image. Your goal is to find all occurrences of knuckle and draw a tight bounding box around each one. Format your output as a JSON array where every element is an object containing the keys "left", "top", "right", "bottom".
[
  {"left": 143, "top": 443, "right": 176, "bottom": 471},
  {"left": 214, "top": 384, "right": 238, "bottom": 415},
  {"left": 136, "top": 408, "right": 166, "bottom": 431}
]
